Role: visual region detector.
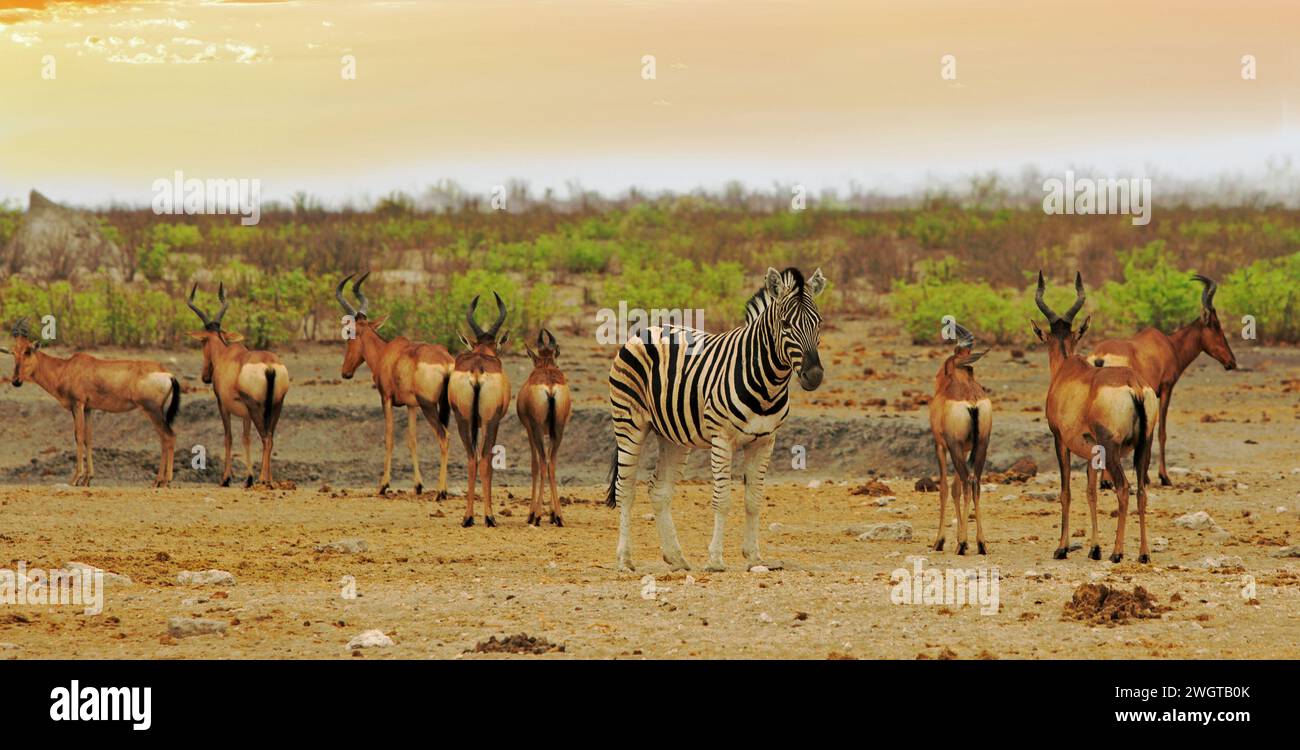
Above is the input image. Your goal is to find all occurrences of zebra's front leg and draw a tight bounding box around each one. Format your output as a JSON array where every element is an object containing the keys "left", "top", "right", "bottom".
[
  {"left": 741, "top": 435, "right": 780, "bottom": 571},
  {"left": 613, "top": 425, "right": 649, "bottom": 573},
  {"left": 649, "top": 439, "right": 691, "bottom": 571},
  {"left": 705, "top": 438, "right": 735, "bottom": 572}
]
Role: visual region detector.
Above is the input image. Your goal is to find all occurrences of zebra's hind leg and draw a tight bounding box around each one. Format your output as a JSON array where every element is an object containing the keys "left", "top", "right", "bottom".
[
  {"left": 649, "top": 438, "right": 691, "bottom": 571},
  {"left": 741, "top": 435, "right": 780, "bottom": 571},
  {"left": 705, "top": 437, "right": 735, "bottom": 572},
  {"left": 613, "top": 423, "right": 650, "bottom": 573}
]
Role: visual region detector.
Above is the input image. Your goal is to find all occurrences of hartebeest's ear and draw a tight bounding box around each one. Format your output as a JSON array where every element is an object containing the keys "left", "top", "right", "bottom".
[
  {"left": 369, "top": 314, "right": 390, "bottom": 331},
  {"left": 524, "top": 342, "right": 538, "bottom": 362},
  {"left": 458, "top": 332, "right": 473, "bottom": 350},
  {"left": 808, "top": 268, "right": 827, "bottom": 297},
  {"left": 1030, "top": 319, "right": 1047, "bottom": 343},
  {"left": 223, "top": 331, "right": 246, "bottom": 343},
  {"left": 497, "top": 330, "right": 510, "bottom": 348},
  {"left": 187, "top": 331, "right": 208, "bottom": 341},
  {"left": 1075, "top": 316, "right": 1091, "bottom": 340}
]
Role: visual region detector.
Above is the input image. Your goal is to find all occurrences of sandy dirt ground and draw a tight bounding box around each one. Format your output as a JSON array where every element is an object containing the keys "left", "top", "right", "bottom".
[{"left": 1, "top": 315, "right": 1297, "bottom": 659}]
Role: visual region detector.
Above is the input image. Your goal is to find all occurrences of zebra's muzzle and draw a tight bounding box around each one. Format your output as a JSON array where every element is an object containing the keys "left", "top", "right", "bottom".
[{"left": 798, "top": 363, "right": 823, "bottom": 391}]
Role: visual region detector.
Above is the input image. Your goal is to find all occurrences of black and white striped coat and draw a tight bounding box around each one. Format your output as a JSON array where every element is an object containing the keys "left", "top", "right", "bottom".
[{"left": 605, "top": 267, "right": 826, "bottom": 573}]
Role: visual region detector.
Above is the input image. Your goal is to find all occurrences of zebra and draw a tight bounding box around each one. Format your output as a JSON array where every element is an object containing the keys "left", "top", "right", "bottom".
[{"left": 605, "top": 266, "right": 827, "bottom": 573}]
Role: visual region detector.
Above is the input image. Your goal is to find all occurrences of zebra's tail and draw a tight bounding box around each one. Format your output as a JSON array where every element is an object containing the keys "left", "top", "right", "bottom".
[{"left": 604, "top": 445, "right": 618, "bottom": 509}]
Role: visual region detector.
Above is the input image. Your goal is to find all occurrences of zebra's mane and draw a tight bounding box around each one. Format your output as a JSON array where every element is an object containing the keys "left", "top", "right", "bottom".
[{"left": 744, "top": 267, "right": 805, "bottom": 323}]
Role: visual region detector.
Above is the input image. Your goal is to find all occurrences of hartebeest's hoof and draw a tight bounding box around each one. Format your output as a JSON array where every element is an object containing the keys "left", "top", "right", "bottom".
[
  {"left": 484, "top": 515, "right": 497, "bottom": 528},
  {"left": 435, "top": 490, "right": 447, "bottom": 502},
  {"left": 221, "top": 477, "right": 232, "bottom": 487},
  {"left": 977, "top": 541, "right": 987, "bottom": 555},
  {"left": 1053, "top": 547, "right": 1069, "bottom": 560},
  {"left": 414, "top": 483, "right": 423, "bottom": 495},
  {"left": 1138, "top": 553, "right": 1151, "bottom": 564},
  {"left": 377, "top": 484, "right": 389, "bottom": 496},
  {"left": 1089, "top": 545, "right": 1102, "bottom": 560},
  {"left": 1099, "top": 479, "right": 1114, "bottom": 490},
  {"left": 526, "top": 512, "right": 537, "bottom": 525},
  {"left": 932, "top": 538, "right": 945, "bottom": 552},
  {"left": 1159, "top": 476, "right": 1172, "bottom": 487},
  {"left": 461, "top": 516, "right": 474, "bottom": 528},
  {"left": 1109, "top": 553, "right": 1124, "bottom": 563},
  {"left": 550, "top": 514, "right": 564, "bottom": 528},
  {"left": 244, "top": 475, "right": 254, "bottom": 489},
  {"left": 956, "top": 541, "right": 968, "bottom": 556}
]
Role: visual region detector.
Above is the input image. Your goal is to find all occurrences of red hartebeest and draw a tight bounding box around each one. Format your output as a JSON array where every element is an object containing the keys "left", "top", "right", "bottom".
[
  {"left": 1032, "top": 271, "right": 1158, "bottom": 563},
  {"left": 517, "top": 328, "right": 571, "bottom": 526},
  {"left": 335, "top": 272, "right": 455, "bottom": 497},
  {"left": 928, "top": 323, "right": 992, "bottom": 555},
  {"left": 1087, "top": 274, "right": 1236, "bottom": 486},
  {"left": 448, "top": 293, "right": 511, "bottom": 527},
  {"left": 2, "top": 317, "right": 180, "bottom": 487},
  {"left": 186, "top": 284, "right": 290, "bottom": 487}
]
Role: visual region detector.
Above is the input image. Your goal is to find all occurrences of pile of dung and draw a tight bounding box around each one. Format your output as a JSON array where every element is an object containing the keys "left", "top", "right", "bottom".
[{"left": 1061, "top": 583, "right": 1169, "bottom": 625}]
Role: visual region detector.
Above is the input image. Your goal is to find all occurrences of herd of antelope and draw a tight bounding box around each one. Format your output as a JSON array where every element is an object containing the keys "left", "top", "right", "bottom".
[{"left": 1, "top": 267, "right": 1238, "bottom": 567}]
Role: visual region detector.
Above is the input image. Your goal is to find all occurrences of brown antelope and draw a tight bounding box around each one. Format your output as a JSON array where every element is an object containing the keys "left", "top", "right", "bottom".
[
  {"left": 448, "top": 293, "right": 511, "bottom": 527},
  {"left": 928, "top": 323, "right": 992, "bottom": 555},
  {"left": 1088, "top": 274, "right": 1236, "bottom": 486},
  {"left": 1032, "top": 271, "right": 1158, "bottom": 563},
  {"left": 517, "top": 328, "right": 571, "bottom": 526},
  {"left": 186, "top": 283, "right": 290, "bottom": 487},
  {"left": 2, "top": 317, "right": 180, "bottom": 487},
  {"left": 335, "top": 272, "right": 455, "bottom": 498}
]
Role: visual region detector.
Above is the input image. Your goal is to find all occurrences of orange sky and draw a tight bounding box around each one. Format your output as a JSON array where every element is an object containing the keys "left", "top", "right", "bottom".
[{"left": 1, "top": 0, "right": 1296, "bottom": 207}]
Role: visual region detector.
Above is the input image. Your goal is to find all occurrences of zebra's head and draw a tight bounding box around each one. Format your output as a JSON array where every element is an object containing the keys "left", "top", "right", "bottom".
[{"left": 761, "top": 266, "right": 827, "bottom": 391}]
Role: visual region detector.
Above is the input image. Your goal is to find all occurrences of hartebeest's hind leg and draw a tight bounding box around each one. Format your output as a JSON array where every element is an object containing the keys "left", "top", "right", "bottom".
[
  {"left": 406, "top": 405, "right": 424, "bottom": 495},
  {"left": 256, "top": 401, "right": 280, "bottom": 485},
  {"left": 418, "top": 402, "right": 449, "bottom": 501},
  {"left": 1052, "top": 433, "right": 1074, "bottom": 559},
  {"left": 241, "top": 416, "right": 255, "bottom": 488},
  {"left": 943, "top": 436, "right": 971, "bottom": 555},
  {"left": 522, "top": 418, "right": 545, "bottom": 525},
  {"left": 546, "top": 423, "right": 565, "bottom": 526},
  {"left": 456, "top": 417, "right": 478, "bottom": 526},
  {"left": 1135, "top": 422, "right": 1153, "bottom": 563},
  {"left": 1085, "top": 460, "right": 1102, "bottom": 560},
  {"left": 379, "top": 398, "right": 395, "bottom": 495},
  {"left": 1156, "top": 384, "right": 1173, "bottom": 486},
  {"left": 480, "top": 420, "right": 502, "bottom": 527},
  {"left": 83, "top": 408, "right": 95, "bottom": 487},
  {"left": 143, "top": 406, "right": 176, "bottom": 488},
  {"left": 970, "top": 422, "right": 990, "bottom": 555},
  {"left": 1103, "top": 439, "right": 1130, "bottom": 563},
  {"left": 932, "top": 438, "right": 948, "bottom": 551}
]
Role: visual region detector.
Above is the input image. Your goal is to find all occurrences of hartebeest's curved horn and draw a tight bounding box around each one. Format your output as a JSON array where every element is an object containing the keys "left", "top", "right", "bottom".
[
  {"left": 214, "top": 283, "right": 230, "bottom": 326},
  {"left": 1034, "top": 271, "right": 1060, "bottom": 324},
  {"left": 1191, "top": 274, "right": 1217, "bottom": 312},
  {"left": 11, "top": 317, "right": 31, "bottom": 339},
  {"left": 466, "top": 295, "right": 486, "bottom": 339},
  {"left": 1062, "top": 271, "right": 1086, "bottom": 323},
  {"left": 352, "top": 272, "right": 371, "bottom": 317},
  {"left": 335, "top": 274, "right": 358, "bottom": 317},
  {"left": 487, "top": 291, "right": 508, "bottom": 338},
  {"left": 543, "top": 328, "right": 557, "bottom": 349},
  {"left": 187, "top": 284, "right": 212, "bottom": 327},
  {"left": 953, "top": 323, "right": 975, "bottom": 350}
]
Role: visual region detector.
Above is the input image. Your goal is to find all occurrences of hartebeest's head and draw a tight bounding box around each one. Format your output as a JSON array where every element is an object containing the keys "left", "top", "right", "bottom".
[
  {"left": 335, "top": 272, "right": 389, "bottom": 380},
  {"left": 459, "top": 292, "right": 509, "bottom": 356},
  {"left": 524, "top": 328, "right": 560, "bottom": 368},
  {"left": 764, "top": 267, "right": 827, "bottom": 391},
  {"left": 940, "top": 323, "right": 987, "bottom": 384},
  {"left": 0, "top": 318, "right": 42, "bottom": 388},
  {"left": 186, "top": 283, "right": 243, "bottom": 384},
  {"left": 1191, "top": 274, "right": 1237, "bottom": 371},
  {"left": 1031, "top": 270, "right": 1090, "bottom": 369}
]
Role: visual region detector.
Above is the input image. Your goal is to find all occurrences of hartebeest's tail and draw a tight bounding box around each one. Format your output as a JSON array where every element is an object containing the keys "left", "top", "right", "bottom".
[
  {"left": 546, "top": 390, "right": 558, "bottom": 442},
  {"left": 1131, "top": 392, "right": 1149, "bottom": 487},
  {"left": 263, "top": 368, "right": 276, "bottom": 429},
  {"left": 166, "top": 377, "right": 181, "bottom": 429},
  {"left": 965, "top": 404, "right": 981, "bottom": 473},
  {"left": 469, "top": 382, "right": 481, "bottom": 457},
  {"left": 437, "top": 372, "right": 451, "bottom": 430}
]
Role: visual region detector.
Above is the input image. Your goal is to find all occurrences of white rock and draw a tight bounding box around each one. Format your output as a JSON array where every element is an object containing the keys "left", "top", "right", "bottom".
[
  {"left": 1173, "top": 511, "right": 1218, "bottom": 531},
  {"left": 1001, "top": 494, "right": 1020, "bottom": 502},
  {"left": 346, "top": 629, "right": 394, "bottom": 649},
  {"left": 167, "top": 617, "right": 227, "bottom": 638},
  {"left": 1198, "top": 555, "right": 1245, "bottom": 571},
  {"left": 750, "top": 565, "right": 770, "bottom": 574},
  {"left": 1272, "top": 546, "right": 1300, "bottom": 558},
  {"left": 1027, "top": 490, "right": 1058, "bottom": 501},
  {"left": 176, "top": 569, "right": 236, "bottom": 586},
  {"left": 64, "top": 562, "right": 132, "bottom": 586},
  {"left": 1168, "top": 467, "right": 1191, "bottom": 477},
  {"left": 806, "top": 479, "right": 822, "bottom": 489},
  {"left": 1151, "top": 537, "right": 1169, "bottom": 553},
  {"left": 873, "top": 495, "right": 896, "bottom": 506},
  {"left": 1235, "top": 483, "right": 1250, "bottom": 491},
  {"left": 1276, "top": 507, "right": 1288, "bottom": 514},
  {"left": 980, "top": 483, "right": 998, "bottom": 492},
  {"left": 757, "top": 612, "right": 773, "bottom": 623},
  {"left": 768, "top": 522, "right": 785, "bottom": 532},
  {"left": 856, "top": 522, "right": 913, "bottom": 542},
  {"left": 314, "top": 538, "right": 368, "bottom": 554}
]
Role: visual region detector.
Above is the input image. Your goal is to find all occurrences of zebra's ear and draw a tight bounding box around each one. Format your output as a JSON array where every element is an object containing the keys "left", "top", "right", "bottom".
[
  {"left": 808, "top": 268, "right": 827, "bottom": 297},
  {"left": 765, "top": 267, "right": 784, "bottom": 299}
]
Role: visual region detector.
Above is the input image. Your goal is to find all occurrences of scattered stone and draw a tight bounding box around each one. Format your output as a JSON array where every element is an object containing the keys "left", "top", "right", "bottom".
[
  {"left": 176, "top": 569, "right": 236, "bottom": 586},
  {"left": 872, "top": 495, "right": 896, "bottom": 507},
  {"left": 314, "top": 538, "right": 368, "bottom": 554},
  {"left": 1061, "top": 583, "right": 1168, "bottom": 625},
  {"left": 1272, "top": 546, "right": 1300, "bottom": 558},
  {"left": 768, "top": 522, "right": 785, "bottom": 532},
  {"left": 750, "top": 566, "right": 771, "bottom": 574},
  {"left": 856, "top": 522, "right": 913, "bottom": 542},
  {"left": 1151, "top": 537, "right": 1169, "bottom": 553},
  {"left": 167, "top": 617, "right": 227, "bottom": 638},
  {"left": 758, "top": 612, "right": 773, "bottom": 623},
  {"left": 1173, "top": 511, "right": 1218, "bottom": 531},
  {"left": 347, "top": 629, "right": 394, "bottom": 649},
  {"left": 472, "top": 633, "right": 562, "bottom": 655},
  {"left": 64, "top": 562, "right": 132, "bottom": 586},
  {"left": 1198, "top": 556, "right": 1245, "bottom": 571},
  {"left": 805, "top": 479, "right": 822, "bottom": 489},
  {"left": 1027, "top": 490, "right": 1058, "bottom": 501}
]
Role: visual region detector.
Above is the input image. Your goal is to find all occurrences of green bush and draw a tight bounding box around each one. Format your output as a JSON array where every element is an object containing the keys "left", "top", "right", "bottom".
[
  {"left": 1095, "top": 241, "right": 1203, "bottom": 333},
  {"left": 1219, "top": 251, "right": 1300, "bottom": 342}
]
